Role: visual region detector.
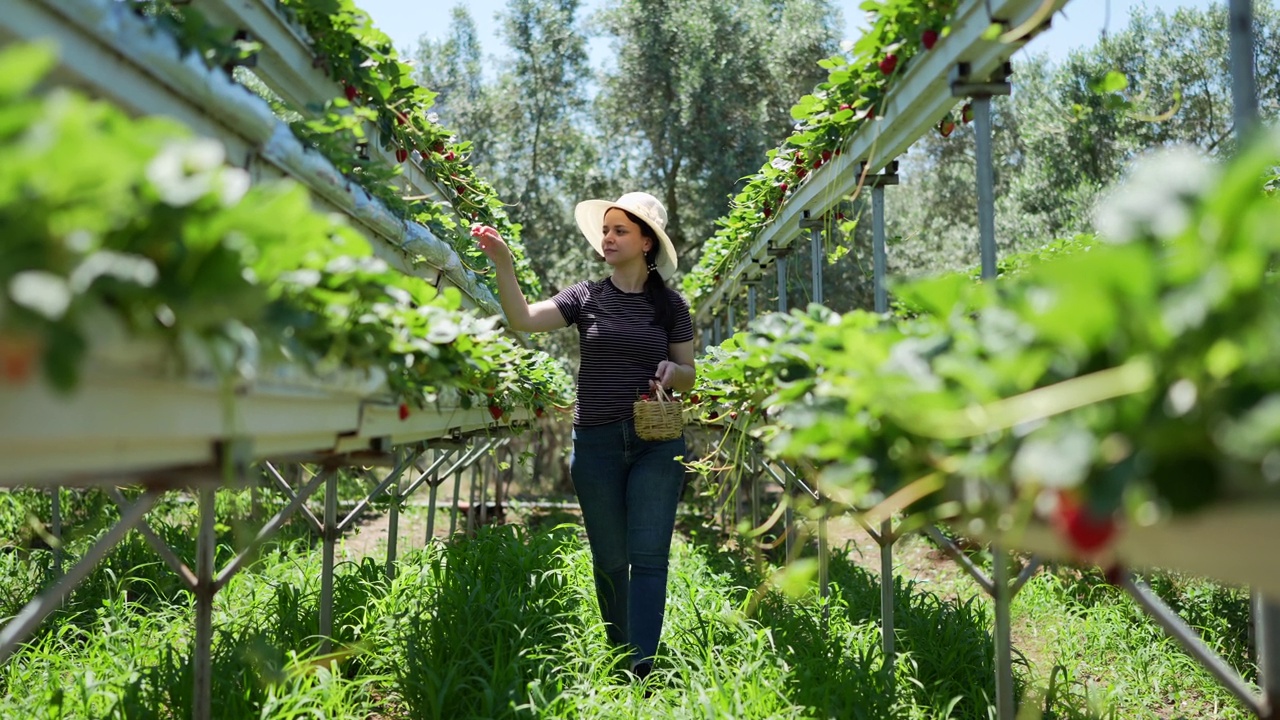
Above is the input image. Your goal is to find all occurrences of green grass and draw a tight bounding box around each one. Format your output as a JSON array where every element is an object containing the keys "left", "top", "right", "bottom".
[{"left": 0, "top": 489, "right": 1260, "bottom": 719}]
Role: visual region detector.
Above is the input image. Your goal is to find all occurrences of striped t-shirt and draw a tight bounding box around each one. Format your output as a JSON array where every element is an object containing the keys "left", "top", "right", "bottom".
[{"left": 553, "top": 278, "right": 695, "bottom": 427}]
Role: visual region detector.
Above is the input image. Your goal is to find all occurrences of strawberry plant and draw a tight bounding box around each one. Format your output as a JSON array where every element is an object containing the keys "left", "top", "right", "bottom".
[
  {"left": 681, "top": 0, "right": 970, "bottom": 308},
  {"left": 686, "top": 135, "right": 1280, "bottom": 551},
  {"left": 0, "top": 43, "right": 572, "bottom": 417},
  {"left": 125, "top": 0, "right": 541, "bottom": 301}
]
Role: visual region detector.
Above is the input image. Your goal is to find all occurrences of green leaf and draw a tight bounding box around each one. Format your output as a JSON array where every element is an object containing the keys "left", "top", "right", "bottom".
[
  {"left": 0, "top": 42, "right": 57, "bottom": 100},
  {"left": 1092, "top": 70, "right": 1129, "bottom": 94}
]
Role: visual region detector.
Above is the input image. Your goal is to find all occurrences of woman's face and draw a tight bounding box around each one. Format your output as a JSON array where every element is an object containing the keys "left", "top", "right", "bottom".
[{"left": 600, "top": 208, "right": 652, "bottom": 268}]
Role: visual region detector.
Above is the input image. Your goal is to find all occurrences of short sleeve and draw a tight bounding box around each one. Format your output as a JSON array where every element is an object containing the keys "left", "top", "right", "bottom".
[
  {"left": 552, "top": 281, "right": 591, "bottom": 326},
  {"left": 668, "top": 290, "right": 694, "bottom": 344}
]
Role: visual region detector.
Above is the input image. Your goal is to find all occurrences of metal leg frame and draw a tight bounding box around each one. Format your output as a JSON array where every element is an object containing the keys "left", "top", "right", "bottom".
[
  {"left": 0, "top": 489, "right": 162, "bottom": 663},
  {"left": 1116, "top": 571, "right": 1274, "bottom": 717},
  {"left": 922, "top": 526, "right": 1038, "bottom": 718},
  {"left": 859, "top": 517, "right": 899, "bottom": 684},
  {"left": 1256, "top": 594, "right": 1280, "bottom": 716}
]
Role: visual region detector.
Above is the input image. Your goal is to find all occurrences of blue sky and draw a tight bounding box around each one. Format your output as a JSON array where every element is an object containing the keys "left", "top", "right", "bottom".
[{"left": 360, "top": 0, "right": 1214, "bottom": 70}]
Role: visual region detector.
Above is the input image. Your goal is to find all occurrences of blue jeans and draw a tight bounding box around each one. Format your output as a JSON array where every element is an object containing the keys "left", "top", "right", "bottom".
[{"left": 570, "top": 419, "right": 686, "bottom": 666}]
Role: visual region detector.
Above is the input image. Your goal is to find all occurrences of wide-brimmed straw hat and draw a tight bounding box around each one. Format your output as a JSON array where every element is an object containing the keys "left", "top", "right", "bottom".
[{"left": 574, "top": 192, "right": 678, "bottom": 280}]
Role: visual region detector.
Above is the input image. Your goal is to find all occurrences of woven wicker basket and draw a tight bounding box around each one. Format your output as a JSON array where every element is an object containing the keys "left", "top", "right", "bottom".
[{"left": 633, "top": 385, "right": 684, "bottom": 441}]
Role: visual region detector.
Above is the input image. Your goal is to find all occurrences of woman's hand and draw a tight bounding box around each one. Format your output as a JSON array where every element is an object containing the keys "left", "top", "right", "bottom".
[
  {"left": 651, "top": 361, "right": 680, "bottom": 392},
  {"left": 471, "top": 224, "right": 513, "bottom": 266}
]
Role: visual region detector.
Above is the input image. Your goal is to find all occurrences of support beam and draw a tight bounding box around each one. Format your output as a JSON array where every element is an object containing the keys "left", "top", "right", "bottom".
[
  {"left": 801, "top": 212, "right": 824, "bottom": 305},
  {"left": 951, "top": 64, "right": 1010, "bottom": 281},
  {"left": 193, "top": 486, "right": 216, "bottom": 720},
  {"left": 1255, "top": 593, "right": 1280, "bottom": 715},
  {"left": 319, "top": 465, "right": 338, "bottom": 655},
  {"left": 1229, "top": 0, "right": 1258, "bottom": 140},
  {"left": 776, "top": 254, "right": 788, "bottom": 313},
  {"left": 993, "top": 544, "right": 1015, "bottom": 719},
  {"left": 50, "top": 487, "right": 62, "bottom": 578},
  {"left": 0, "top": 490, "right": 160, "bottom": 663},
  {"left": 1123, "top": 572, "right": 1268, "bottom": 716},
  {"left": 880, "top": 519, "right": 896, "bottom": 676},
  {"left": 865, "top": 162, "right": 898, "bottom": 314}
]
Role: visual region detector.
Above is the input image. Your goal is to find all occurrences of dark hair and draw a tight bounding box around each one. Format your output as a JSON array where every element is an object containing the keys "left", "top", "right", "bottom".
[{"left": 622, "top": 209, "right": 675, "bottom": 332}]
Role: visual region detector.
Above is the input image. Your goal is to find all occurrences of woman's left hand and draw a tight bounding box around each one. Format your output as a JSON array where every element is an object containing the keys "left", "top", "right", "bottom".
[{"left": 651, "top": 361, "right": 681, "bottom": 392}]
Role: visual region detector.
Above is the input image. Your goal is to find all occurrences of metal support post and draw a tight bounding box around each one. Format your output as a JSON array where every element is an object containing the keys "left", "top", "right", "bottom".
[
  {"left": 873, "top": 187, "right": 888, "bottom": 313},
  {"left": 801, "top": 211, "right": 824, "bottom": 305},
  {"left": 776, "top": 252, "right": 788, "bottom": 313},
  {"left": 193, "top": 486, "right": 216, "bottom": 720},
  {"left": 993, "top": 544, "right": 1015, "bottom": 719},
  {"left": 819, "top": 506, "right": 829, "bottom": 624},
  {"left": 727, "top": 304, "right": 736, "bottom": 336},
  {"left": 467, "top": 463, "right": 479, "bottom": 536},
  {"left": 1121, "top": 573, "right": 1268, "bottom": 715},
  {"left": 385, "top": 465, "right": 401, "bottom": 581},
  {"left": 479, "top": 452, "right": 491, "bottom": 527},
  {"left": 974, "top": 97, "right": 998, "bottom": 280},
  {"left": 1255, "top": 592, "right": 1279, "bottom": 716},
  {"left": 0, "top": 491, "right": 159, "bottom": 663},
  {"left": 747, "top": 286, "right": 757, "bottom": 321},
  {"left": 713, "top": 315, "right": 722, "bottom": 346},
  {"left": 449, "top": 464, "right": 463, "bottom": 539},
  {"left": 319, "top": 466, "right": 338, "bottom": 655},
  {"left": 880, "top": 519, "right": 895, "bottom": 675},
  {"left": 1229, "top": 0, "right": 1258, "bottom": 140},
  {"left": 951, "top": 63, "right": 1011, "bottom": 281},
  {"left": 425, "top": 454, "right": 440, "bottom": 543},
  {"left": 50, "top": 487, "right": 62, "bottom": 578},
  {"left": 864, "top": 161, "right": 898, "bottom": 313}
]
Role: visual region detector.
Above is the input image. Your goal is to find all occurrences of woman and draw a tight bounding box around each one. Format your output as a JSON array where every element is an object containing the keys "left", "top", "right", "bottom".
[{"left": 472, "top": 191, "right": 696, "bottom": 681}]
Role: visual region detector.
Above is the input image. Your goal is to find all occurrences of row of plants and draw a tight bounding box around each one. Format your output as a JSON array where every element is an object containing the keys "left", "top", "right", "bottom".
[
  {"left": 0, "top": 489, "right": 1255, "bottom": 717},
  {"left": 685, "top": 136, "right": 1280, "bottom": 557},
  {"left": 682, "top": 0, "right": 984, "bottom": 308},
  {"left": 0, "top": 42, "right": 571, "bottom": 420},
  {"left": 127, "top": 0, "right": 541, "bottom": 299}
]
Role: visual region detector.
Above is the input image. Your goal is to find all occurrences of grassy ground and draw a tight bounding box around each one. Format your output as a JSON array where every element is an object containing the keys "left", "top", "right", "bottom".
[{"left": 0, "top": 487, "right": 1260, "bottom": 719}]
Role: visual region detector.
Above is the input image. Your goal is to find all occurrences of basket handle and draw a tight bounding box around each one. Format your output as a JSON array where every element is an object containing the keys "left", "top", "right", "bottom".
[{"left": 649, "top": 379, "right": 674, "bottom": 403}]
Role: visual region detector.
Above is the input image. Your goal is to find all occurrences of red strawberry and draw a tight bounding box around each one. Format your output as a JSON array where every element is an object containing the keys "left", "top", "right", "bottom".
[
  {"left": 395, "top": 112, "right": 407, "bottom": 126},
  {"left": 778, "top": 182, "right": 788, "bottom": 193},
  {"left": 796, "top": 167, "right": 807, "bottom": 180},
  {"left": 1103, "top": 564, "right": 1127, "bottom": 586},
  {"left": 834, "top": 148, "right": 841, "bottom": 157},
  {"left": 398, "top": 403, "right": 410, "bottom": 420},
  {"left": 879, "top": 54, "right": 898, "bottom": 75},
  {"left": 838, "top": 103, "right": 852, "bottom": 112},
  {"left": 821, "top": 150, "right": 832, "bottom": 162},
  {"left": 432, "top": 141, "right": 446, "bottom": 154},
  {"left": 938, "top": 118, "right": 956, "bottom": 137},
  {"left": 343, "top": 83, "right": 358, "bottom": 102},
  {"left": 762, "top": 205, "right": 772, "bottom": 218},
  {"left": 689, "top": 394, "right": 700, "bottom": 404},
  {"left": 444, "top": 151, "right": 456, "bottom": 162},
  {"left": 395, "top": 148, "right": 409, "bottom": 163},
  {"left": 961, "top": 102, "right": 974, "bottom": 124},
  {"left": 488, "top": 405, "right": 503, "bottom": 421},
  {"left": 812, "top": 157, "right": 823, "bottom": 169},
  {"left": 0, "top": 334, "right": 40, "bottom": 384},
  {"left": 534, "top": 407, "right": 545, "bottom": 418},
  {"left": 922, "top": 29, "right": 939, "bottom": 49},
  {"left": 1053, "top": 492, "right": 1117, "bottom": 553}
]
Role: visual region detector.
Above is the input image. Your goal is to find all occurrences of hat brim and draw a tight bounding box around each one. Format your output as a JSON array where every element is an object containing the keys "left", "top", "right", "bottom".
[{"left": 575, "top": 199, "right": 678, "bottom": 280}]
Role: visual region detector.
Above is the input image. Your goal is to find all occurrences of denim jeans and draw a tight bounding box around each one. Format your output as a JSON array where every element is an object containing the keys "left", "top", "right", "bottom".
[{"left": 570, "top": 418, "right": 686, "bottom": 666}]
